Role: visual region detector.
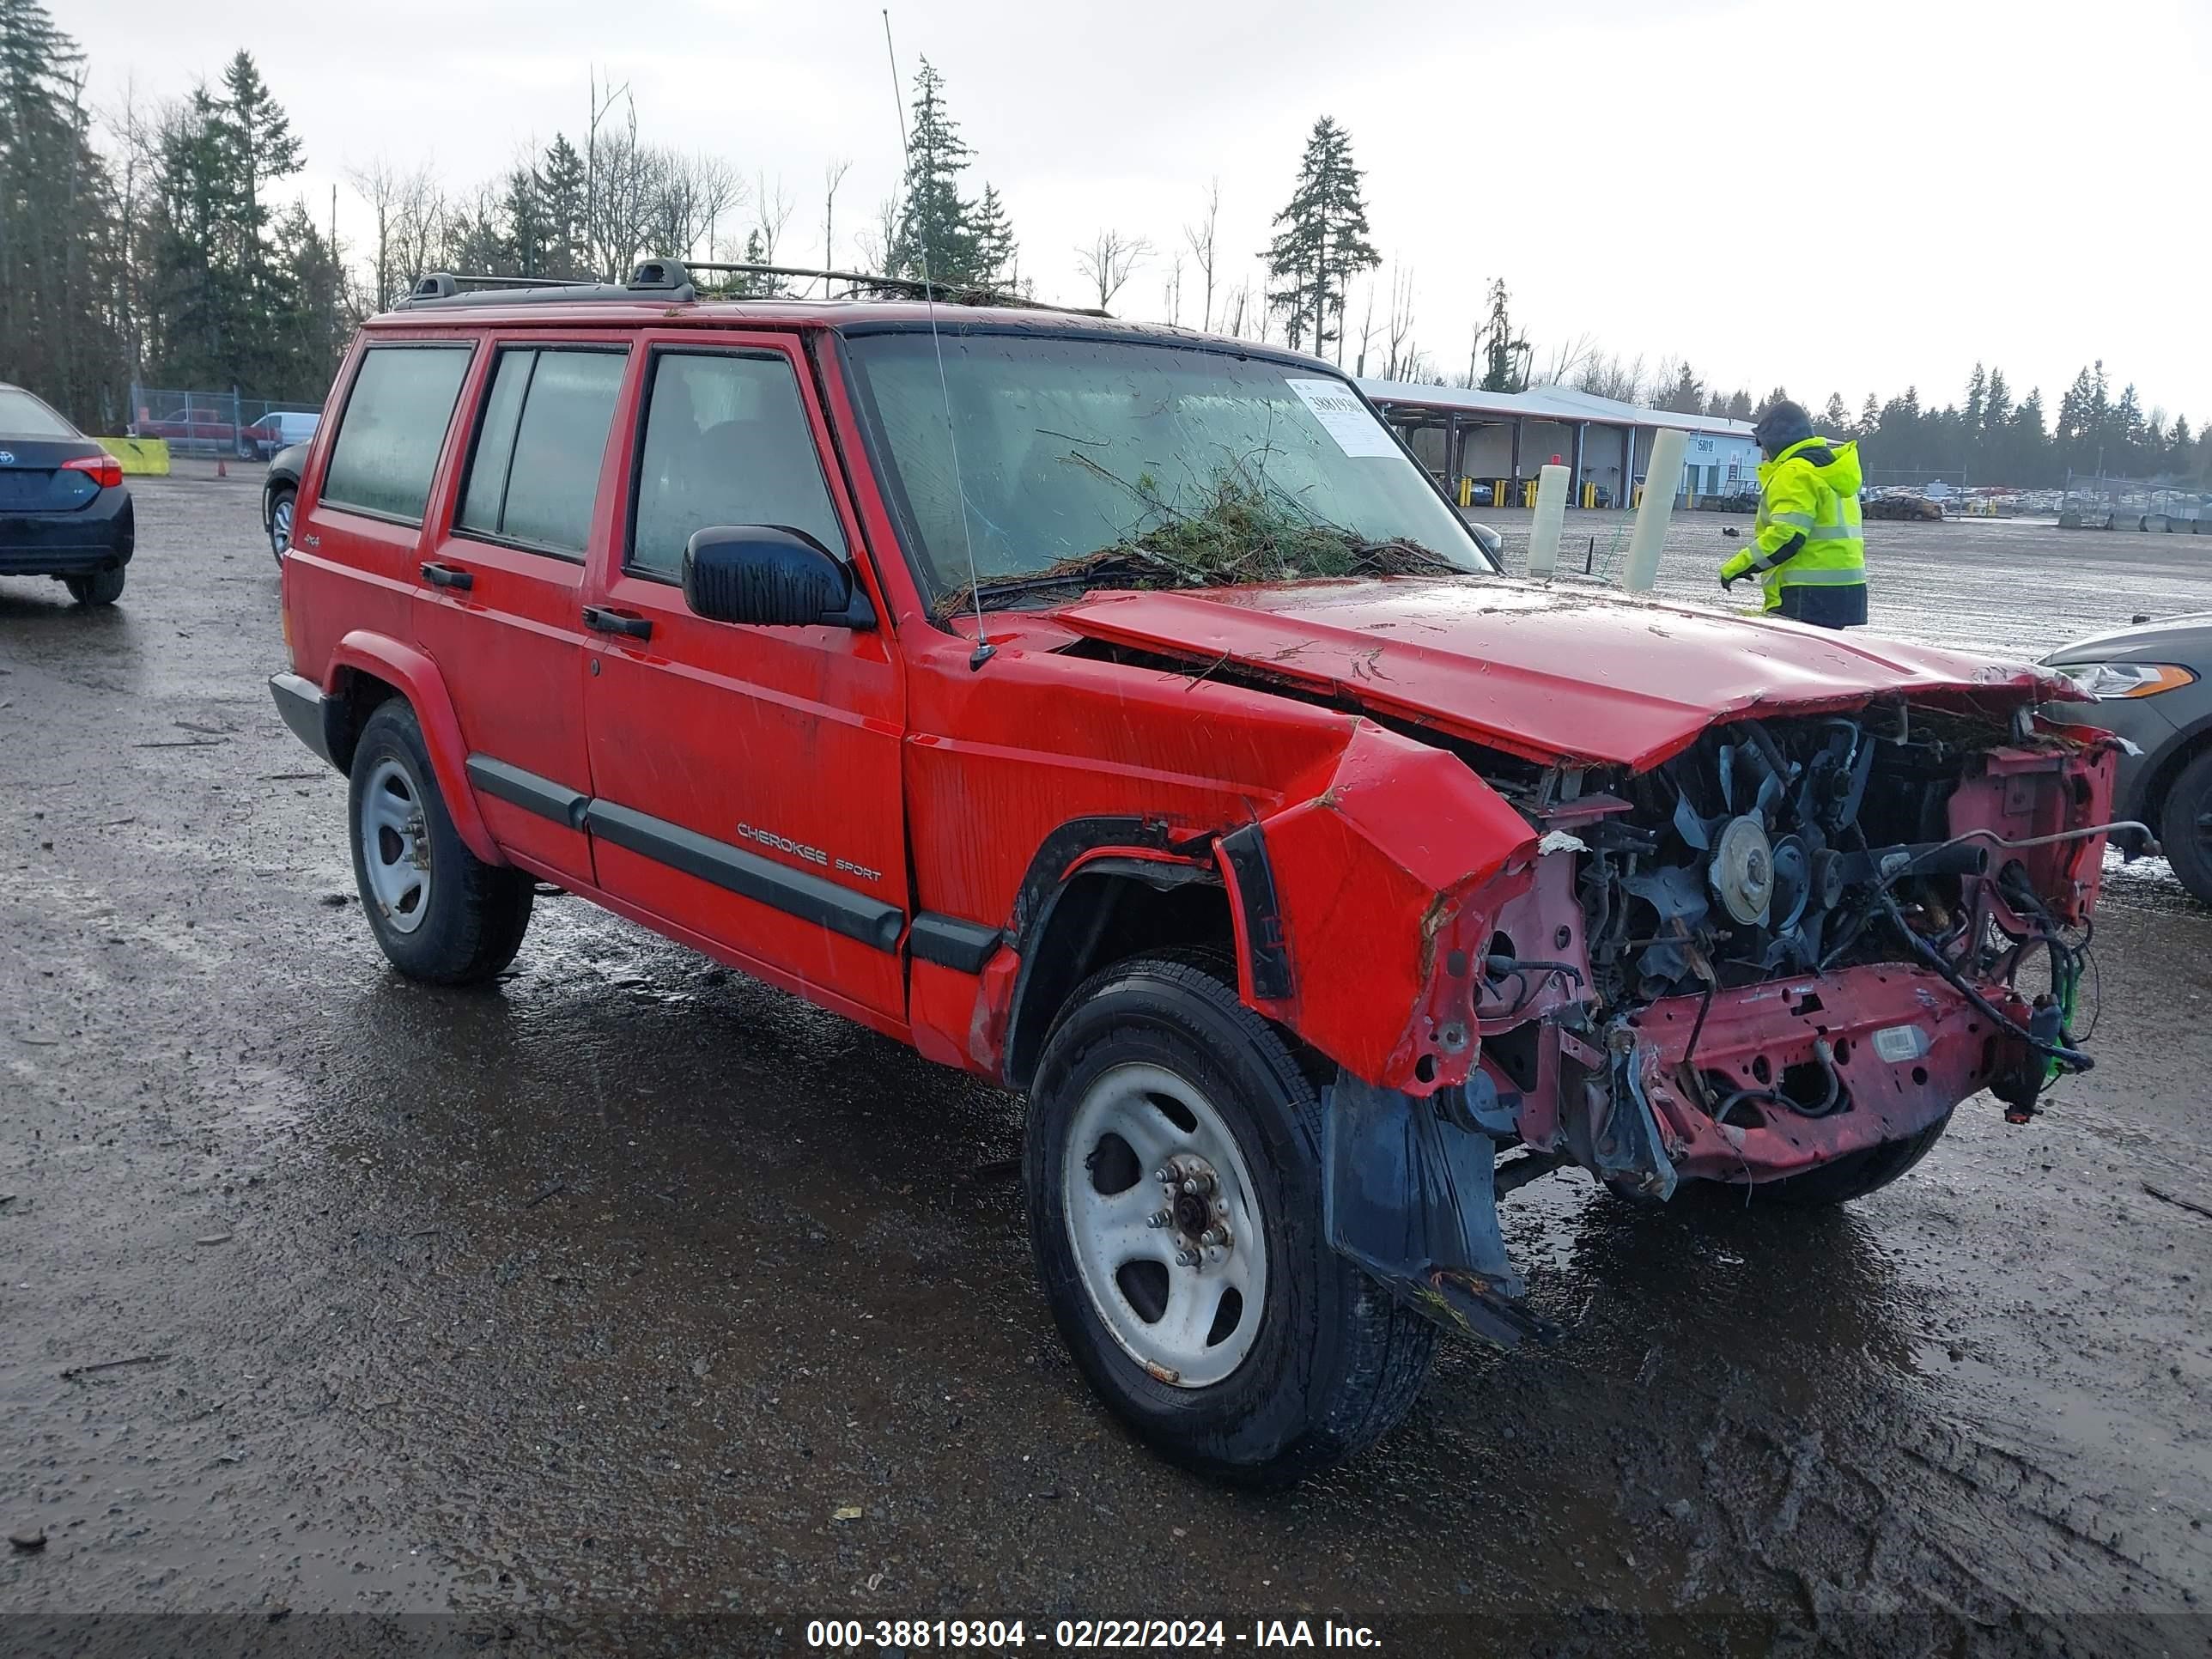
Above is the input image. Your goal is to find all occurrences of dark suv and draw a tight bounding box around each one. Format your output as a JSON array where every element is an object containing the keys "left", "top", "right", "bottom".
[
  {"left": 270, "top": 260, "right": 2119, "bottom": 1481},
  {"left": 0, "top": 381, "right": 135, "bottom": 605}
]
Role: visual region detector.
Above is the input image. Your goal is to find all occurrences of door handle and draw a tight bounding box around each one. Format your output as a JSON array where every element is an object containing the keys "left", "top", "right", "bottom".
[
  {"left": 581, "top": 605, "right": 653, "bottom": 641},
  {"left": 419, "top": 561, "right": 474, "bottom": 591}
]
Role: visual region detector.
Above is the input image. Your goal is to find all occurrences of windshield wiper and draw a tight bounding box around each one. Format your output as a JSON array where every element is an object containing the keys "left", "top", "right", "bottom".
[{"left": 943, "top": 548, "right": 1195, "bottom": 616}]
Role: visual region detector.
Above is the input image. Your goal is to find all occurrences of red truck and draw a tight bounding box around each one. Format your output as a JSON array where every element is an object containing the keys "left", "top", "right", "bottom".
[{"left": 269, "top": 261, "right": 2119, "bottom": 1482}]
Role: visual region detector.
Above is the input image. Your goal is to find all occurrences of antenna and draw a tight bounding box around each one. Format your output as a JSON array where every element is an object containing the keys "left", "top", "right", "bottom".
[{"left": 883, "top": 9, "right": 994, "bottom": 670}]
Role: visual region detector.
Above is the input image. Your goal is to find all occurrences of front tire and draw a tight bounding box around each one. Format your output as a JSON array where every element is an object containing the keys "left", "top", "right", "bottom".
[
  {"left": 268, "top": 486, "right": 295, "bottom": 562},
  {"left": 1750, "top": 1111, "right": 1953, "bottom": 1207},
  {"left": 2160, "top": 749, "right": 2212, "bottom": 906},
  {"left": 347, "top": 700, "right": 533, "bottom": 984},
  {"left": 1024, "top": 957, "right": 1437, "bottom": 1486},
  {"left": 64, "top": 567, "right": 125, "bottom": 606}
]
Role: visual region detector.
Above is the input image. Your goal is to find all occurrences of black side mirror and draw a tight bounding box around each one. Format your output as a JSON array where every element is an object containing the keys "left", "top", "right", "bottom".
[{"left": 681, "top": 526, "right": 876, "bottom": 630}]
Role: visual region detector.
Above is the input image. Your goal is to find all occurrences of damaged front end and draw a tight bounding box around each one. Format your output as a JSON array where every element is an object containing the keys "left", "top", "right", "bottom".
[{"left": 1316, "top": 690, "right": 2120, "bottom": 1350}]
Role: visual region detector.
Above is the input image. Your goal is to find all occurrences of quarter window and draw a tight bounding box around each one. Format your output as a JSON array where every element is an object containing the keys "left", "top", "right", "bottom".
[
  {"left": 628, "top": 351, "right": 847, "bottom": 580},
  {"left": 319, "top": 345, "right": 473, "bottom": 523},
  {"left": 457, "top": 347, "right": 627, "bottom": 556}
]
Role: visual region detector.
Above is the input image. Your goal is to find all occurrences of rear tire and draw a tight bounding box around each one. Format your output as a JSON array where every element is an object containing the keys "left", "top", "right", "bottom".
[
  {"left": 64, "top": 567, "right": 125, "bottom": 606},
  {"left": 347, "top": 700, "right": 532, "bottom": 984},
  {"left": 1024, "top": 957, "right": 1437, "bottom": 1486},
  {"left": 2159, "top": 749, "right": 2212, "bottom": 906}
]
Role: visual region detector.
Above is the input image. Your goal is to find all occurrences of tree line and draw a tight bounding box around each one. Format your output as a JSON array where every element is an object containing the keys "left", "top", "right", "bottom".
[{"left": 3, "top": 0, "right": 2203, "bottom": 490}]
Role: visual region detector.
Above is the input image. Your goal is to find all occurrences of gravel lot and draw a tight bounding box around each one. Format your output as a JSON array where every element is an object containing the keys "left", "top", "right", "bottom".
[{"left": 3, "top": 469, "right": 2209, "bottom": 1655}]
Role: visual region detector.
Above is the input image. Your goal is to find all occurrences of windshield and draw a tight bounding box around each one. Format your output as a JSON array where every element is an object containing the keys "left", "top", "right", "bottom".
[
  {"left": 844, "top": 331, "right": 1491, "bottom": 609},
  {"left": 0, "top": 387, "right": 78, "bottom": 440}
]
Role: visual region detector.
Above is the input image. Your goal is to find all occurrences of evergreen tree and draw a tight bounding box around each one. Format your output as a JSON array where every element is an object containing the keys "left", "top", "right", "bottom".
[
  {"left": 538, "top": 135, "right": 589, "bottom": 279},
  {"left": 1656, "top": 362, "right": 1703, "bottom": 415},
  {"left": 1724, "top": 389, "right": 1753, "bottom": 422},
  {"left": 1263, "top": 116, "right": 1377, "bottom": 359},
  {"left": 1983, "top": 368, "right": 2011, "bottom": 434},
  {"left": 1477, "top": 278, "right": 1525, "bottom": 392},
  {"left": 0, "top": 0, "right": 129, "bottom": 424},
  {"left": 1821, "top": 392, "right": 1850, "bottom": 432},
  {"left": 889, "top": 58, "right": 982, "bottom": 285},
  {"left": 1858, "top": 392, "right": 1880, "bottom": 433},
  {"left": 969, "top": 183, "right": 1016, "bottom": 288}
]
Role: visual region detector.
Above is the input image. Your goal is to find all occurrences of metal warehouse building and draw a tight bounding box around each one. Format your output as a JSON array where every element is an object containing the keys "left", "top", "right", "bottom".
[{"left": 1358, "top": 378, "right": 1760, "bottom": 510}]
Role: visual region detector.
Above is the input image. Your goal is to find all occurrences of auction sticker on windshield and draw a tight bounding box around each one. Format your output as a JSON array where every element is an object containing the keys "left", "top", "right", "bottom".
[{"left": 1285, "top": 377, "right": 1398, "bottom": 458}]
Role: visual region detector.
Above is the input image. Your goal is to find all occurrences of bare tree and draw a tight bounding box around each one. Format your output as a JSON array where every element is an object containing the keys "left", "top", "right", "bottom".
[
  {"left": 1164, "top": 250, "right": 1184, "bottom": 326},
  {"left": 1573, "top": 349, "right": 1649, "bottom": 405},
  {"left": 1182, "top": 177, "right": 1220, "bottom": 331},
  {"left": 1532, "top": 331, "right": 1598, "bottom": 388},
  {"left": 583, "top": 68, "right": 631, "bottom": 277},
  {"left": 854, "top": 196, "right": 900, "bottom": 276},
  {"left": 1353, "top": 278, "right": 1377, "bottom": 376},
  {"left": 753, "top": 171, "right": 796, "bottom": 265},
  {"left": 820, "top": 157, "right": 853, "bottom": 291},
  {"left": 1383, "top": 264, "right": 1416, "bottom": 381},
  {"left": 348, "top": 156, "right": 447, "bottom": 312},
  {"left": 1075, "top": 228, "right": 1152, "bottom": 311}
]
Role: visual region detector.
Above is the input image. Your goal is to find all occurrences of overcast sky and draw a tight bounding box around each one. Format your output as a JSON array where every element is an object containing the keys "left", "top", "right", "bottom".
[{"left": 57, "top": 0, "right": 2211, "bottom": 422}]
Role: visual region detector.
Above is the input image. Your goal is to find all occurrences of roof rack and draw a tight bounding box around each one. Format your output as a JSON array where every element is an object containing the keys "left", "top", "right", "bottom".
[{"left": 393, "top": 258, "right": 1109, "bottom": 318}]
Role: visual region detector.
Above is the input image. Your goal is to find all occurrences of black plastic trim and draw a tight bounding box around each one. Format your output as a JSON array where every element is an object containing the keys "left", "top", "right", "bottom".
[
  {"left": 465, "top": 755, "right": 588, "bottom": 830},
  {"left": 1218, "top": 823, "right": 1292, "bottom": 1000},
  {"left": 268, "top": 673, "right": 334, "bottom": 768},
  {"left": 908, "top": 913, "right": 1004, "bottom": 974},
  {"left": 582, "top": 799, "right": 903, "bottom": 952}
]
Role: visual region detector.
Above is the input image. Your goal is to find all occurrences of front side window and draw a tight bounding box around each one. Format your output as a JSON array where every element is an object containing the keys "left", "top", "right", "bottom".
[
  {"left": 457, "top": 347, "right": 627, "bottom": 556},
  {"left": 844, "top": 331, "right": 1492, "bottom": 611},
  {"left": 319, "top": 345, "right": 473, "bottom": 523},
  {"left": 628, "top": 351, "right": 848, "bottom": 580}
]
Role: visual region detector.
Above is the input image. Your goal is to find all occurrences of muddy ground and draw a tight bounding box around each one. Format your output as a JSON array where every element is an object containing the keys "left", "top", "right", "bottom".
[{"left": 3, "top": 471, "right": 2209, "bottom": 1656}]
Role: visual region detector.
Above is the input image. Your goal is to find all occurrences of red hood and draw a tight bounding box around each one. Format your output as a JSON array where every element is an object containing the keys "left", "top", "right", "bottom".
[{"left": 1053, "top": 579, "right": 2079, "bottom": 770}]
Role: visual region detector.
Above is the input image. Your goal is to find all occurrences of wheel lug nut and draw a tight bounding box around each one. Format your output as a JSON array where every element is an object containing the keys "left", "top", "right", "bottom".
[
  {"left": 1152, "top": 1168, "right": 1170, "bottom": 1183},
  {"left": 1175, "top": 1249, "right": 1199, "bottom": 1267},
  {"left": 1200, "top": 1227, "right": 1224, "bottom": 1247},
  {"left": 1146, "top": 1211, "right": 1170, "bottom": 1227}
]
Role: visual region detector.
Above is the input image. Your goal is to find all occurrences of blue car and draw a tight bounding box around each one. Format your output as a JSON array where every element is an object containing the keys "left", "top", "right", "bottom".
[{"left": 0, "top": 382, "right": 135, "bottom": 606}]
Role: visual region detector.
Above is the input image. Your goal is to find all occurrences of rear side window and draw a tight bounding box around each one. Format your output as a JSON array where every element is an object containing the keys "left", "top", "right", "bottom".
[
  {"left": 628, "top": 351, "right": 848, "bottom": 580},
  {"left": 319, "top": 345, "right": 473, "bottom": 523},
  {"left": 457, "top": 347, "right": 626, "bottom": 556},
  {"left": 0, "top": 386, "right": 77, "bottom": 438}
]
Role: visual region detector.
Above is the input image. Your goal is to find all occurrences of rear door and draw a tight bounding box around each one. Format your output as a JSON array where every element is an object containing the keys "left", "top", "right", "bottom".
[
  {"left": 578, "top": 334, "right": 908, "bottom": 1018},
  {"left": 0, "top": 387, "right": 102, "bottom": 531},
  {"left": 411, "top": 337, "right": 631, "bottom": 885},
  {"left": 293, "top": 339, "right": 477, "bottom": 666}
]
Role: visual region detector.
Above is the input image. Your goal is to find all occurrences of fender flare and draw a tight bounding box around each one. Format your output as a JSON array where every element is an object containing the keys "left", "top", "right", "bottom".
[
  {"left": 1000, "top": 816, "right": 1224, "bottom": 1088},
  {"left": 324, "top": 631, "right": 503, "bottom": 866}
]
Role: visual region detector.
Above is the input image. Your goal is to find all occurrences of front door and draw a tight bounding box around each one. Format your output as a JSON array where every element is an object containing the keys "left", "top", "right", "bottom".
[
  {"left": 578, "top": 337, "right": 908, "bottom": 1019},
  {"left": 411, "top": 339, "right": 632, "bottom": 885}
]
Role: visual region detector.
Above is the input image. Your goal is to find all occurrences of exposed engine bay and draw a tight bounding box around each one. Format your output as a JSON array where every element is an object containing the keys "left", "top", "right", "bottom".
[{"left": 1469, "top": 693, "right": 2116, "bottom": 1196}]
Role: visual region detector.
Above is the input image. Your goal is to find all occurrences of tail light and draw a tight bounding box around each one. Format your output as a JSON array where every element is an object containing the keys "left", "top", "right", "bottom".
[{"left": 64, "top": 453, "right": 125, "bottom": 490}]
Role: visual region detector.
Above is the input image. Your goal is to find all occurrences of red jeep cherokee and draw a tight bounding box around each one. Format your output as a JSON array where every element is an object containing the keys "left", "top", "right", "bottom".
[{"left": 270, "top": 260, "right": 2118, "bottom": 1482}]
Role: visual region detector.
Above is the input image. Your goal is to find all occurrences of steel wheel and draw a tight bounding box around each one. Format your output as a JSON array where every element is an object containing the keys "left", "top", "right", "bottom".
[
  {"left": 357, "top": 756, "right": 432, "bottom": 934},
  {"left": 1061, "top": 1060, "right": 1268, "bottom": 1389},
  {"left": 270, "top": 493, "right": 294, "bottom": 558}
]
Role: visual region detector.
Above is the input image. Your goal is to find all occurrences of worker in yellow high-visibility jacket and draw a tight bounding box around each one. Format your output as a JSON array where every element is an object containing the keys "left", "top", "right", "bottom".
[{"left": 1720, "top": 400, "right": 1868, "bottom": 628}]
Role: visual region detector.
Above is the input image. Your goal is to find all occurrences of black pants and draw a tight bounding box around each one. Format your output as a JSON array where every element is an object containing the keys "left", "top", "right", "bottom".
[{"left": 1774, "top": 583, "right": 1869, "bottom": 629}]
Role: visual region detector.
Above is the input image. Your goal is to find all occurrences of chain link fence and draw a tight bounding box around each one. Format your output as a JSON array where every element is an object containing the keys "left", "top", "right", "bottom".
[
  {"left": 125, "top": 385, "right": 324, "bottom": 459},
  {"left": 2058, "top": 472, "right": 2211, "bottom": 532}
]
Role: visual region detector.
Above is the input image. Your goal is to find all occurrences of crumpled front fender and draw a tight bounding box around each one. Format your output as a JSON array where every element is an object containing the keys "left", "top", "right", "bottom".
[{"left": 1238, "top": 720, "right": 1537, "bottom": 1095}]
